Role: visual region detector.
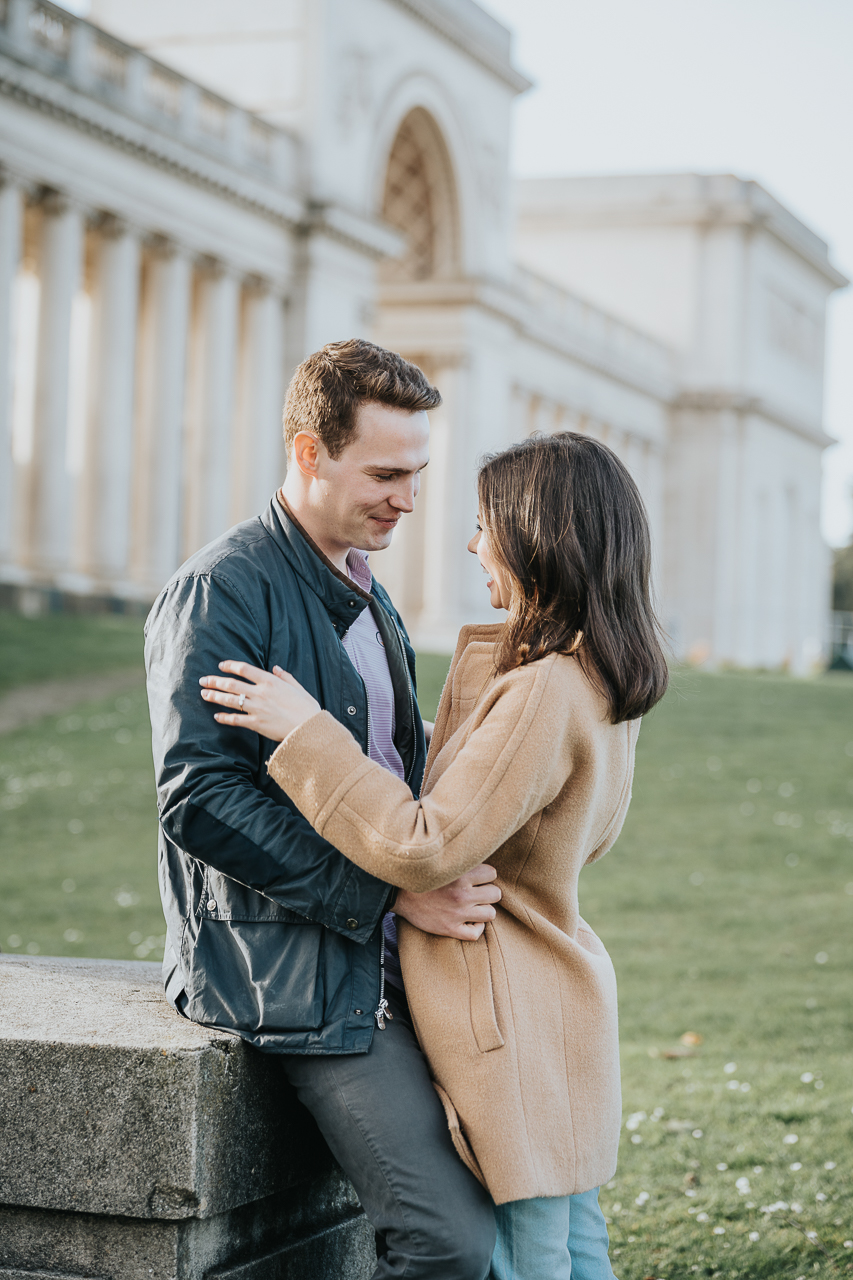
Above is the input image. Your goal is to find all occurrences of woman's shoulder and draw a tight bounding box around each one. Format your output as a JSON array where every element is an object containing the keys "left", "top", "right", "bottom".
[{"left": 494, "top": 651, "right": 615, "bottom": 731}]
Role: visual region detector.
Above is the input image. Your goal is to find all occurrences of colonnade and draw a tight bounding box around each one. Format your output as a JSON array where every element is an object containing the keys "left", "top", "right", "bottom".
[{"left": 0, "top": 175, "right": 287, "bottom": 601}]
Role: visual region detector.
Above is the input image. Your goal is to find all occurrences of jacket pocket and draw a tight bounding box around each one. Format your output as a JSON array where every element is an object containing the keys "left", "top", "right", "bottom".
[
  {"left": 183, "top": 918, "right": 326, "bottom": 1032},
  {"left": 461, "top": 925, "right": 505, "bottom": 1053}
]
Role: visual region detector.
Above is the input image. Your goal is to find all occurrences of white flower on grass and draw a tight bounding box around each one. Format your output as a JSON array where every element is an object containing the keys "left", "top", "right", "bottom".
[
  {"left": 824, "top": 1162, "right": 836, "bottom": 1170},
  {"left": 712, "top": 1226, "right": 726, "bottom": 1235},
  {"left": 790, "top": 1162, "right": 802, "bottom": 1171},
  {"left": 806, "top": 1231, "right": 819, "bottom": 1241},
  {"left": 748, "top": 1232, "right": 760, "bottom": 1242},
  {"left": 740, "top": 1082, "right": 751, "bottom": 1092},
  {"left": 625, "top": 1112, "right": 646, "bottom": 1130},
  {"left": 753, "top": 1166, "right": 763, "bottom": 1174},
  {"left": 635, "top": 1192, "right": 650, "bottom": 1206},
  {"left": 716, "top": 1163, "right": 728, "bottom": 1171},
  {"left": 760, "top": 1201, "right": 789, "bottom": 1214},
  {"left": 791, "top": 1202, "right": 803, "bottom": 1213},
  {"left": 724, "top": 1062, "right": 737, "bottom": 1074},
  {"left": 783, "top": 1133, "right": 798, "bottom": 1145},
  {"left": 685, "top": 1188, "right": 697, "bottom": 1197},
  {"left": 815, "top": 952, "right": 829, "bottom": 964},
  {"left": 692, "top": 1129, "right": 703, "bottom": 1139},
  {"left": 800, "top": 1072, "right": 814, "bottom": 1083},
  {"left": 630, "top": 1134, "right": 642, "bottom": 1144},
  {"left": 843, "top": 1241, "right": 853, "bottom": 1248},
  {"left": 736, "top": 1177, "right": 751, "bottom": 1194},
  {"left": 696, "top": 1212, "right": 709, "bottom": 1222},
  {"left": 815, "top": 1192, "right": 827, "bottom": 1202}
]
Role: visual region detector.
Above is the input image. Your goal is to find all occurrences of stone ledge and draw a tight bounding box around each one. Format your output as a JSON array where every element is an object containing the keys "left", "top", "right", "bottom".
[{"left": 0, "top": 956, "right": 328, "bottom": 1220}]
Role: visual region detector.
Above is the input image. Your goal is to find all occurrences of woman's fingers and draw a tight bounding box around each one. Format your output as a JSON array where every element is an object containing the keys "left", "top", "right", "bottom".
[
  {"left": 272, "top": 665, "right": 299, "bottom": 685},
  {"left": 199, "top": 676, "right": 250, "bottom": 696},
  {"left": 218, "top": 660, "right": 267, "bottom": 682},
  {"left": 201, "top": 688, "right": 248, "bottom": 709}
]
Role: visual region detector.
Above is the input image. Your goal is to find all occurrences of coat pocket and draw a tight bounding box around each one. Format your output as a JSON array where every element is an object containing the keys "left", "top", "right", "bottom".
[
  {"left": 461, "top": 925, "right": 505, "bottom": 1053},
  {"left": 433, "top": 1081, "right": 487, "bottom": 1189},
  {"left": 183, "top": 918, "right": 326, "bottom": 1033}
]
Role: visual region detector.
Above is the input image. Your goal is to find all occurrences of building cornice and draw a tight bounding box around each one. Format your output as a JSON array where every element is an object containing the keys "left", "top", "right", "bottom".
[
  {"left": 387, "top": 0, "right": 532, "bottom": 94},
  {"left": 0, "top": 49, "right": 304, "bottom": 227},
  {"left": 672, "top": 390, "right": 835, "bottom": 449},
  {"left": 517, "top": 189, "right": 848, "bottom": 291},
  {"left": 0, "top": 25, "right": 403, "bottom": 266},
  {"left": 378, "top": 275, "right": 679, "bottom": 402},
  {"left": 300, "top": 201, "right": 405, "bottom": 261}
]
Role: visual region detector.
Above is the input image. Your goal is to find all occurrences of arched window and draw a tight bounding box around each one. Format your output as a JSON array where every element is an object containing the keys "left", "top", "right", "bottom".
[{"left": 380, "top": 108, "right": 458, "bottom": 283}]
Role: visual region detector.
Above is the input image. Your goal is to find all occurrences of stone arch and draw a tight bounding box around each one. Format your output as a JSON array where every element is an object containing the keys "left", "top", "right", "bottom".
[{"left": 379, "top": 107, "right": 459, "bottom": 283}]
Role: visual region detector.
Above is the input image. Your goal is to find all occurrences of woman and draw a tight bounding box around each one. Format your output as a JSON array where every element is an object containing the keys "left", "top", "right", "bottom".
[{"left": 200, "top": 432, "right": 668, "bottom": 1278}]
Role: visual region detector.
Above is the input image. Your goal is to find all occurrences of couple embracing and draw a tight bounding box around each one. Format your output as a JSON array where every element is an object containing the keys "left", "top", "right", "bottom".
[{"left": 145, "top": 339, "right": 668, "bottom": 1279}]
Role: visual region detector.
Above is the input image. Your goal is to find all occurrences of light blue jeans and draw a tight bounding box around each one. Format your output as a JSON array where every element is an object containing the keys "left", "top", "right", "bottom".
[{"left": 491, "top": 1187, "right": 618, "bottom": 1280}]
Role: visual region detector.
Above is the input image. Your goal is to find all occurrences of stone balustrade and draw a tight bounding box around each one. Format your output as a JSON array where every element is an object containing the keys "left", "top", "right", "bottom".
[
  {"left": 0, "top": 954, "right": 375, "bottom": 1279},
  {"left": 0, "top": 0, "right": 299, "bottom": 188}
]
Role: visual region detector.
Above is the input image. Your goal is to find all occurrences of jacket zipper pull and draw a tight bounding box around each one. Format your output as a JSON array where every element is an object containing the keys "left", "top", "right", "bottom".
[
  {"left": 374, "top": 997, "right": 393, "bottom": 1030},
  {"left": 374, "top": 929, "right": 393, "bottom": 1030}
]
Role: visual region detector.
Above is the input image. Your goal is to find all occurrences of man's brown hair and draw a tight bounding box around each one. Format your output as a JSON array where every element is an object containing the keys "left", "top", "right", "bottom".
[{"left": 283, "top": 339, "right": 441, "bottom": 458}]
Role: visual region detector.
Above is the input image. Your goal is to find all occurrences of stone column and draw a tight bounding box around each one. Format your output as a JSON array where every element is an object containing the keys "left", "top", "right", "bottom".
[
  {"left": 0, "top": 176, "right": 23, "bottom": 568},
  {"left": 27, "top": 194, "right": 85, "bottom": 577},
  {"left": 230, "top": 283, "right": 286, "bottom": 525},
  {"left": 78, "top": 218, "right": 141, "bottom": 585},
  {"left": 130, "top": 242, "right": 191, "bottom": 591},
  {"left": 182, "top": 263, "right": 239, "bottom": 557},
  {"left": 419, "top": 356, "right": 471, "bottom": 647}
]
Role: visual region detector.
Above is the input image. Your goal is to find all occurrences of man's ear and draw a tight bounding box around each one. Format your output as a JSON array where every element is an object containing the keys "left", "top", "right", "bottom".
[{"left": 291, "top": 432, "right": 325, "bottom": 479}]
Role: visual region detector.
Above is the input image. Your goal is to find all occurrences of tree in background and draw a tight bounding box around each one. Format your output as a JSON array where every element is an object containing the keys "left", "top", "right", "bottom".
[{"left": 833, "top": 542, "right": 853, "bottom": 612}]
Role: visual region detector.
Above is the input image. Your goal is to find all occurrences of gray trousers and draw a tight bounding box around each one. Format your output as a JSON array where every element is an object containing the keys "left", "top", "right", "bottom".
[{"left": 281, "top": 990, "right": 496, "bottom": 1279}]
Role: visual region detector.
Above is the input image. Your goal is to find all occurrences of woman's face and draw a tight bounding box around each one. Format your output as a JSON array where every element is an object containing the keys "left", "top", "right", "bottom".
[{"left": 468, "top": 514, "right": 511, "bottom": 611}]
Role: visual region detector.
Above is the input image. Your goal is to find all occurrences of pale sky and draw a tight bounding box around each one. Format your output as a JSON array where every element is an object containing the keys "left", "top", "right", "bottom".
[{"left": 482, "top": 0, "right": 853, "bottom": 547}]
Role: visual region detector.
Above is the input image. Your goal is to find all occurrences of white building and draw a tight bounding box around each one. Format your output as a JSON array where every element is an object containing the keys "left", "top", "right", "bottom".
[{"left": 0, "top": 0, "right": 845, "bottom": 670}]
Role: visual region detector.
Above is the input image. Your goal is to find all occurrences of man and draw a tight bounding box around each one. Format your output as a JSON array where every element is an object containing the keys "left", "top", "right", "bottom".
[{"left": 145, "top": 339, "right": 499, "bottom": 1278}]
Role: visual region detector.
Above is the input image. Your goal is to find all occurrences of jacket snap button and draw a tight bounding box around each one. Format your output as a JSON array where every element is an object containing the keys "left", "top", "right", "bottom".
[
  {"left": 348, "top": 599, "right": 357, "bottom": 606},
  {"left": 346, "top": 918, "right": 358, "bottom": 929},
  {"left": 346, "top": 705, "right": 357, "bottom": 715},
  {"left": 207, "top": 899, "right": 217, "bottom": 911},
  {"left": 354, "top": 1009, "right": 363, "bottom": 1016}
]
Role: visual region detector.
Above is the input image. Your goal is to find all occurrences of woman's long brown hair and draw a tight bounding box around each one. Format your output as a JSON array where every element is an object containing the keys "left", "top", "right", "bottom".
[{"left": 478, "top": 432, "right": 669, "bottom": 723}]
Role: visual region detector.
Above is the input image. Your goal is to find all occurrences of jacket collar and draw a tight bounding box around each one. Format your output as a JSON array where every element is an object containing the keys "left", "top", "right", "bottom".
[{"left": 260, "top": 492, "right": 372, "bottom": 629}]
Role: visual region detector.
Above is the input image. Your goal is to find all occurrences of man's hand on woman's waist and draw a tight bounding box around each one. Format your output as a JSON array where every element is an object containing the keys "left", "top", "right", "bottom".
[{"left": 393, "top": 864, "right": 501, "bottom": 941}]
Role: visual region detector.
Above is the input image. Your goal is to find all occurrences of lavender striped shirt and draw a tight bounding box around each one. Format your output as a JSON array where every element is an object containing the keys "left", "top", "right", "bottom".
[{"left": 342, "top": 549, "right": 405, "bottom": 990}]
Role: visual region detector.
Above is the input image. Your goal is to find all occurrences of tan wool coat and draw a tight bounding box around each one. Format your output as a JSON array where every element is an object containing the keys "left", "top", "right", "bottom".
[{"left": 268, "top": 623, "right": 641, "bottom": 1204}]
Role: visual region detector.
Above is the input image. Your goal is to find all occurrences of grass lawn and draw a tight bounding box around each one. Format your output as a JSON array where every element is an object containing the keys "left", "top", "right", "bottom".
[
  {"left": 0, "top": 608, "right": 143, "bottom": 697},
  {"left": 2, "top": 613, "right": 852, "bottom": 1278}
]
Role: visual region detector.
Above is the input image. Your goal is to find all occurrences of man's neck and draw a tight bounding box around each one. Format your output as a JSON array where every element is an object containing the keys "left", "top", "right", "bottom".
[{"left": 279, "top": 483, "right": 351, "bottom": 574}]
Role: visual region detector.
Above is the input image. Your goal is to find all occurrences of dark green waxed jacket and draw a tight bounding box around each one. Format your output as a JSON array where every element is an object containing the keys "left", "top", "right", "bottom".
[{"left": 144, "top": 495, "right": 426, "bottom": 1053}]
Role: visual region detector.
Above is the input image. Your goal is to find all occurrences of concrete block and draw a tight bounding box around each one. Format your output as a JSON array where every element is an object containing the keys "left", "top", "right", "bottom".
[{"left": 0, "top": 956, "right": 375, "bottom": 1279}]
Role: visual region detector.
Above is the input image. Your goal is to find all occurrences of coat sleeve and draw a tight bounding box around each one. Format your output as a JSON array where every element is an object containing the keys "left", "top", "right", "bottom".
[
  {"left": 146, "top": 570, "right": 392, "bottom": 942},
  {"left": 267, "top": 659, "right": 575, "bottom": 892}
]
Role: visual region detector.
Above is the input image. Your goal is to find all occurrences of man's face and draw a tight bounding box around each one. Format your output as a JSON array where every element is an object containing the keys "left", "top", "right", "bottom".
[{"left": 304, "top": 402, "right": 430, "bottom": 555}]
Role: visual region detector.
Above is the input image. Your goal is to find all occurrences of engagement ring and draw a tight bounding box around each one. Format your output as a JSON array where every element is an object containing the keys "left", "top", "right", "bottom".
[{"left": 238, "top": 693, "right": 245, "bottom": 709}]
